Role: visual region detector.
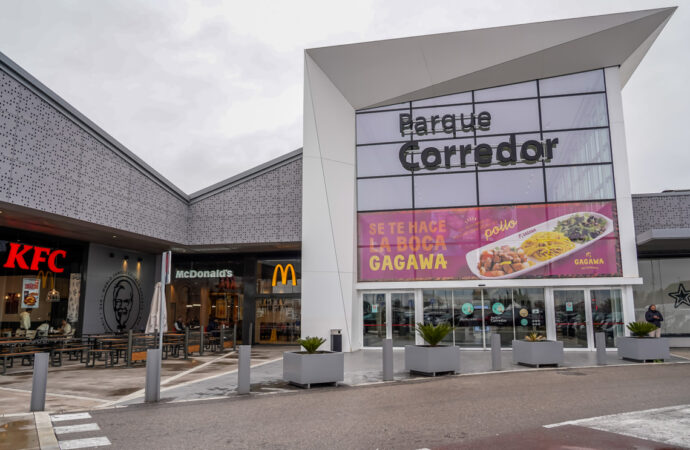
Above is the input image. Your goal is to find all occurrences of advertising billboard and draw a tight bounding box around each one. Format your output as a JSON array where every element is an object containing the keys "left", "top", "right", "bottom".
[
  {"left": 355, "top": 69, "right": 621, "bottom": 282},
  {"left": 358, "top": 201, "right": 621, "bottom": 281}
]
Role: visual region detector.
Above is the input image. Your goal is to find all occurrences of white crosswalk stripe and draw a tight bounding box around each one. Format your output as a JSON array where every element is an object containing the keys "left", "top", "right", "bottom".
[
  {"left": 49, "top": 412, "right": 111, "bottom": 449},
  {"left": 51, "top": 412, "right": 92, "bottom": 422},
  {"left": 58, "top": 436, "right": 111, "bottom": 449},
  {"left": 54, "top": 423, "right": 101, "bottom": 435}
]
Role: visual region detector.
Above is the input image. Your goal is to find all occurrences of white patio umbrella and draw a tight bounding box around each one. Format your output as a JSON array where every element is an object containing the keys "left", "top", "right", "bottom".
[{"left": 145, "top": 282, "right": 167, "bottom": 334}]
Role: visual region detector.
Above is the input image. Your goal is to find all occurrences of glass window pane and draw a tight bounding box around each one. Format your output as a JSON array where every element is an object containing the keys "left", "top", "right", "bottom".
[
  {"left": 357, "top": 143, "right": 414, "bottom": 177},
  {"left": 412, "top": 91, "right": 472, "bottom": 108},
  {"left": 363, "top": 293, "right": 387, "bottom": 347},
  {"left": 513, "top": 288, "right": 546, "bottom": 341},
  {"left": 475, "top": 81, "right": 537, "bottom": 102},
  {"left": 540, "top": 70, "right": 605, "bottom": 96},
  {"left": 411, "top": 104, "right": 474, "bottom": 140},
  {"left": 358, "top": 101, "right": 409, "bottom": 113},
  {"left": 476, "top": 99, "right": 540, "bottom": 136},
  {"left": 452, "top": 289, "right": 484, "bottom": 348},
  {"left": 356, "top": 110, "right": 410, "bottom": 145},
  {"left": 545, "top": 165, "right": 614, "bottom": 202},
  {"left": 541, "top": 94, "right": 608, "bottom": 131},
  {"left": 476, "top": 133, "right": 541, "bottom": 170},
  {"left": 554, "top": 290, "right": 588, "bottom": 348},
  {"left": 590, "top": 289, "right": 624, "bottom": 348},
  {"left": 422, "top": 289, "right": 453, "bottom": 345},
  {"left": 484, "top": 288, "right": 514, "bottom": 347},
  {"left": 478, "top": 169, "right": 545, "bottom": 205},
  {"left": 410, "top": 138, "right": 475, "bottom": 173},
  {"left": 391, "top": 292, "right": 415, "bottom": 347},
  {"left": 357, "top": 177, "right": 412, "bottom": 211},
  {"left": 543, "top": 129, "right": 611, "bottom": 165},
  {"left": 414, "top": 172, "right": 477, "bottom": 208}
]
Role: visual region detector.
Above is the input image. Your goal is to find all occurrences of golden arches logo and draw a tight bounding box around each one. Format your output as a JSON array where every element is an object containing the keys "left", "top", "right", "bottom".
[{"left": 272, "top": 264, "right": 297, "bottom": 287}]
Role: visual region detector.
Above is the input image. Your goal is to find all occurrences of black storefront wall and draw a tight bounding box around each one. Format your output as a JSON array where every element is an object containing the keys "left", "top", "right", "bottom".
[
  {"left": 171, "top": 252, "right": 300, "bottom": 343},
  {"left": 0, "top": 227, "right": 88, "bottom": 332}
]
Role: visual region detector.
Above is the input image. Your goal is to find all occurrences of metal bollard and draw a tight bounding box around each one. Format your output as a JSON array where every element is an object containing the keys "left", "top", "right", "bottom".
[
  {"left": 382, "top": 338, "right": 393, "bottom": 381},
  {"left": 199, "top": 330, "right": 205, "bottom": 356},
  {"left": 491, "top": 334, "right": 501, "bottom": 371},
  {"left": 233, "top": 322, "right": 237, "bottom": 351},
  {"left": 248, "top": 323, "right": 253, "bottom": 346},
  {"left": 595, "top": 332, "right": 607, "bottom": 365},
  {"left": 184, "top": 328, "right": 189, "bottom": 359},
  {"left": 126, "top": 330, "right": 133, "bottom": 368},
  {"left": 237, "top": 345, "right": 251, "bottom": 394},
  {"left": 145, "top": 348, "right": 162, "bottom": 403},
  {"left": 30, "top": 353, "right": 49, "bottom": 412}
]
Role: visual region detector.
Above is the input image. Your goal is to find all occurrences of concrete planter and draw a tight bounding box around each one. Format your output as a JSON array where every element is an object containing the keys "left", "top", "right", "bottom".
[
  {"left": 283, "top": 351, "right": 344, "bottom": 388},
  {"left": 512, "top": 340, "right": 564, "bottom": 367},
  {"left": 617, "top": 337, "right": 670, "bottom": 362},
  {"left": 404, "top": 345, "right": 460, "bottom": 376}
]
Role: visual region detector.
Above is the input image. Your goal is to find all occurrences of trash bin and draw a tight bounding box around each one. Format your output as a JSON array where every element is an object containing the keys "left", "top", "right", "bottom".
[{"left": 330, "top": 329, "right": 342, "bottom": 352}]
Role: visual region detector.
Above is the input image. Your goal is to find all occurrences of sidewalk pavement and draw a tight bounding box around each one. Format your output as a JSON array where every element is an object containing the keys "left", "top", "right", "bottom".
[{"left": 1, "top": 346, "right": 688, "bottom": 415}]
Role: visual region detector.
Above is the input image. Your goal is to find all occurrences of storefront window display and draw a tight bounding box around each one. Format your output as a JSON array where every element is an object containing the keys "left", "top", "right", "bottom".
[
  {"left": 634, "top": 258, "right": 690, "bottom": 337},
  {"left": 0, "top": 228, "right": 86, "bottom": 337},
  {"left": 170, "top": 254, "right": 301, "bottom": 345}
]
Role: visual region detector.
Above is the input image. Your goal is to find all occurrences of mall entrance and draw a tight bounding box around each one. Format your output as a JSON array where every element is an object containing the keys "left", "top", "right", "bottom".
[{"left": 360, "top": 287, "right": 625, "bottom": 349}]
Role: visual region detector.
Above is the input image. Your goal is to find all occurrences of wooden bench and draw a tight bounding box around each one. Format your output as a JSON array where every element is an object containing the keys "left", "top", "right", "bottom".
[
  {"left": 1, "top": 351, "right": 39, "bottom": 374},
  {"left": 50, "top": 347, "right": 88, "bottom": 367},
  {"left": 85, "top": 348, "right": 119, "bottom": 367}
]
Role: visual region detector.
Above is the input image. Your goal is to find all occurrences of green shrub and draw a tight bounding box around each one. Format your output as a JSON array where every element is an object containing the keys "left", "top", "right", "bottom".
[
  {"left": 416, "top": 322, "right": 453, "bottom": 346},
  {"left": 626, "top": 321, "right": 657, "bottom": 337},
  {"left": 297, "top": 336, "right": 327, "bottom": 353},
  {"left": 524, "top": 332, "right": 546, "bottom": 342}
]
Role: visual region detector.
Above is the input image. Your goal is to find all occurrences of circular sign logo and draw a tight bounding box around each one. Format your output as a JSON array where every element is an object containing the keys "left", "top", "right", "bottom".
[
  {"left": 99, "top": 272, "right": 143, "bottom": 332},
  {"left": 492, "top": 302, "right": 505, "bottom": 315},
  {"left": 520, "top": 318, "right": 528, "bottom": 326},
  {"left": 519, "top": 308, "right": 529, "bottom": 318},
  {"left": 461, "top": 303, "right": 474, "bottom": 315}
]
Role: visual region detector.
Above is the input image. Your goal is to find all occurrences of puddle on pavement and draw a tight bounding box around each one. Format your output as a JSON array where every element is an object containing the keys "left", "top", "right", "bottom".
[
  {"left": 0, "top": 418, "right": 39, "bottom": 450},
  {"left": 110, "top": 387, "right": 141, "bottom": 396},
  {"left": 556, "top": 371, "right": 587, "bottom": 376}
]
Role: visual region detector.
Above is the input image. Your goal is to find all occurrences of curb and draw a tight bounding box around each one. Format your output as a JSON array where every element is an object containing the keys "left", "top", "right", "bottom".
[{"left": 34, "top": 412, "right": 59, "bottom": 450}]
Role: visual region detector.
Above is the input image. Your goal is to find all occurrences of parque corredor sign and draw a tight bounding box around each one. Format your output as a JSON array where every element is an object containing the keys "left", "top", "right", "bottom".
[{"left": 2, "top": 243, "right": 67, "bottom": 273}]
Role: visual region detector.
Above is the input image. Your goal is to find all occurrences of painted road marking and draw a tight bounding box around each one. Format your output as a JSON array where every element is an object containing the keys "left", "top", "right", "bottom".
[
  {"left": 58, "top": 436, "right": 111, "bottom": 449},
  {"left": 51, "top": 412, "right": 92, "bottom": 422},
  {"left": 544, "top": 404, "right": 690, "bottom": 447},
  {"left": 54, "top": 422, "right": 100, "bottom": 435}
]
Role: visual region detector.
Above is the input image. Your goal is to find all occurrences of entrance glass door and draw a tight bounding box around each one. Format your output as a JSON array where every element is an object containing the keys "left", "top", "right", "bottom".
[
  {"left": 363, "top": 293, "right": 387, "bottom": 347},
  {"left": 391, "top": 292, "right": 415, "bottom": 346},
  {"left": 590, "top": 289, "right": 624, "bottom": 347},
  {"left": 452, "top": 289, "right": 484, "bottom": 348},
  {"left": 554, "top": 290, "right": 588, "bottom": 348},
  {"left": 484, "top": 288, "right": 515, "bottom": 347}
]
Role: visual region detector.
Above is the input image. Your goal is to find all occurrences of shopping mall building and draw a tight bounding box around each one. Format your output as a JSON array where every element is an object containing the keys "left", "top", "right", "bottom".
[{"left": 1, "top": 8, "right": 687, "bottom": 350}]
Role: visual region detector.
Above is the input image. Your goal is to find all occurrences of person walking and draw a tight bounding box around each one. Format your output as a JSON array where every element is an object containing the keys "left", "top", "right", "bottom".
[{"left": 645, "top": 304, "right": 664, "bottom": 337}]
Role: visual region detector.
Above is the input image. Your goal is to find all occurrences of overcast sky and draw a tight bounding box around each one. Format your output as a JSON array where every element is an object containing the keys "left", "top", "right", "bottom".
[{"left": 0, "top": 0, "right": 686, "bottom": 194}]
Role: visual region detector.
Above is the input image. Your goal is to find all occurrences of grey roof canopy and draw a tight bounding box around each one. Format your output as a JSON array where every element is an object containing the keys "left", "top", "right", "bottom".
[{"left": 306, "top": 7, "right": 676, "bottom": 110}]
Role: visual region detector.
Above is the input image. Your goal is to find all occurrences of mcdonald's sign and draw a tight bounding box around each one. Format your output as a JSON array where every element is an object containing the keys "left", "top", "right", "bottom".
[{"left": 272, "top": 264, "right": 297, "bottom": 287}]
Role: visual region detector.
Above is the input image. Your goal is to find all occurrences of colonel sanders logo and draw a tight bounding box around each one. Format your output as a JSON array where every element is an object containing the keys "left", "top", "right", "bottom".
[{"left": 100, "top": 272, "right": 143, "bottom": 332}]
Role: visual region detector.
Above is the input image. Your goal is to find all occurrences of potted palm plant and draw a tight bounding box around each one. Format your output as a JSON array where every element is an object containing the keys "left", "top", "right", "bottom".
[
  {"left": 404, "top": 323, "right": 460, "bottom": 376},
  {"left": 283, "top": 336, "right": 344, "bottom": 388},
  {"left": 512, "top": 332, "right": 564, "bottom": 367},
  {"left": 617, "top": 322, "right": 670, "bottom": 362}
]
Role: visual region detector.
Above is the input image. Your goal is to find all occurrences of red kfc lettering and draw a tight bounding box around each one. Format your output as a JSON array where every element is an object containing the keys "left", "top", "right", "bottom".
[
  {"left": 30, "top": 246, "right": 51, "bottom": 271},
  {"left": 47, "top": 250, "right": 66, "bottom": 273},
  {"left": 3, "top": 243, "right": 31, "bottom": 269}
]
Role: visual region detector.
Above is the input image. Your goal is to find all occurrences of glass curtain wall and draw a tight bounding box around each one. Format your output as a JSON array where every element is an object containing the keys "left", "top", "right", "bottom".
[
  {"left": 452, "top": 289, "right": 484, "bottom": 347},
  {"left": 554, "top": 290, "right": 588, "bottom": 348},
  {"left": 590, "top": 289, "right": 624, "bottom": 347},
  {"left": 422, "top": 289, "right": 453, "bottom": 345},
  {"left": 363, "top": 293, "right": 386, "bottom": 347}
]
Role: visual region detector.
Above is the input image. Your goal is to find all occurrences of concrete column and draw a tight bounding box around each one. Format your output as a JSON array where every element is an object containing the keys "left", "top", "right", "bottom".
[{"left": 237, "top": 345, "right": 251, "bottom": 394}]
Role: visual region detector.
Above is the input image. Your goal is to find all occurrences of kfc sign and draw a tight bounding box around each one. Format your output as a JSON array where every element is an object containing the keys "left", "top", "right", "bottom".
[{"left": 2, "top": 243, "right": 67, "bottom": 273}]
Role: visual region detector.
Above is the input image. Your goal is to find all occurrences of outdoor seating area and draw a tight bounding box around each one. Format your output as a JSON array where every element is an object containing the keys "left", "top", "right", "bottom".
[{"left": 0, "top": 328, "right": 236, "bottom": 375}]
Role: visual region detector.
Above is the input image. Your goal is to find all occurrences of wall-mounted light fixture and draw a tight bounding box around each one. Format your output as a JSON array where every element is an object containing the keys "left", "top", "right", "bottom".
[
  {"left": 109, "top": 253, "right": 115, "bottom": 258},
  {"left": 137, "top": 257, "right": 143, "bottom": 263},
  {"left": 123, "top": 256, "right": 129, "bottom": 261}
]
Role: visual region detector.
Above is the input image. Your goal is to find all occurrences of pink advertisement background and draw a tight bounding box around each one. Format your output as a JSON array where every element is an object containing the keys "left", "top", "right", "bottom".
[{"left": 358, "top": 201, "right": 621, "bottom": 282}]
